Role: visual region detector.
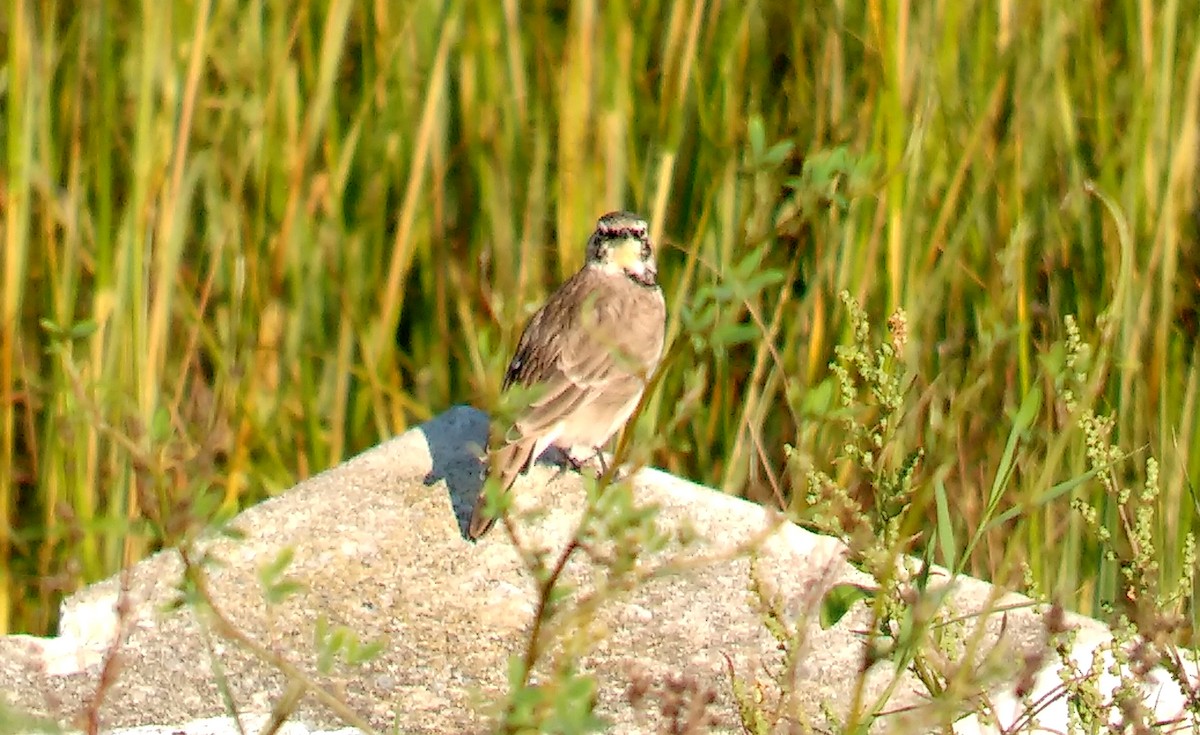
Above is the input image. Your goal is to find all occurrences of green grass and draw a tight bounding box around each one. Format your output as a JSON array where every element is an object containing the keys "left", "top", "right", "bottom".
[{"left": 1, "top": 0, "right": 1198, "bottom": 640}]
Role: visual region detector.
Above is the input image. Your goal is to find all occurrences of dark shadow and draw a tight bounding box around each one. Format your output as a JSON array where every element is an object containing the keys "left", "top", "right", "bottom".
[
  {"left": 419, "top": 405, "right": 586, "bottom": 539},
  {"left": 419, "top": 406, "right": 489, "bottom": 538}
]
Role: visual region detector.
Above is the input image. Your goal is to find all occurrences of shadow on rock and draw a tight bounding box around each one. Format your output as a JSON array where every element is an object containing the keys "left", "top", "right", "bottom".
[{"left": 419, "top": 405, "right": 489, "bottom": 537}]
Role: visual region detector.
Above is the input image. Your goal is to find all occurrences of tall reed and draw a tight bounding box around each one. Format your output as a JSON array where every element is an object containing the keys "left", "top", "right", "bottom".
[{"left": 1, "top": 0, "right": 1197, "bottom": 635}]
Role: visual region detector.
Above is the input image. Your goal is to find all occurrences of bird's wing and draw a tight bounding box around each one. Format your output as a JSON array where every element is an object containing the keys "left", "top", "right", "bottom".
[{"left": 502, "top": 272, "right": 651, "bottom": 439}]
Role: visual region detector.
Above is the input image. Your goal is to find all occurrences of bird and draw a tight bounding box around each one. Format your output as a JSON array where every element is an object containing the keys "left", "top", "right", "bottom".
[{"left": 468, "top": 210, "right": 667, "bottom": 540}]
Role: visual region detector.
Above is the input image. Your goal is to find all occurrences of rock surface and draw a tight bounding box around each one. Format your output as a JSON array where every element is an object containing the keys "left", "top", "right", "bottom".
[{"left": 0, "top": 407, "right": 1194, "bottom": 734}]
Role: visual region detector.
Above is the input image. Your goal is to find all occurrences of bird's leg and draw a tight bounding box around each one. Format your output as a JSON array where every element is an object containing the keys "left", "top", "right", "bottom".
[
  {"left": 549, "top": 445, "right": 637, "bottom": 485},
  {"left": 573, "top": 445, "right": 626, "bottom": 480},
  {"left": 546, "top": 446, "right": 587, "bottom": 482},
  {"left": 555, "top": 445, "right": 607, "bottom": 476},
  {"left": 589, "top": 447, "right": 610, "bottom": 476}
]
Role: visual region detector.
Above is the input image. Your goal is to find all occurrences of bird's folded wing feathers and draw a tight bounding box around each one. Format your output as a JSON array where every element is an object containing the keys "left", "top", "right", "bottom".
[{"left": 509, "top": 324, "right": 644, "bottom": 438}]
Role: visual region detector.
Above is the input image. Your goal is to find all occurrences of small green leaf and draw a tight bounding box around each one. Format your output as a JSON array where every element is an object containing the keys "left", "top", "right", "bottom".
[
  {"left": 547, "top": 671, "right": 607, "bottom": 733},
  {"left": 800, "top": 379, "right": 835, "bottom": 415},
  {"left": 933, "top": 478, "right": 957, "bottom": 572},
  {"left": 68, "top": 319, "right": 98, "bottom": 339},
  {"left": 711, "top": 323, "right": 759, "bottom": 348},
  {"left": 38, "top": 319, "right": 63, "bottom": 337},
  {"left": 738, "top": 269, "right": 787, "bottom": 297},
  {"left": 761, "top": 139, "right": 795, "bottom": 167},
  {"left": 820, "top": 583, "right": 874, "bottom": 628},
  {"left": 544, "top": 582, "right": 574, "bottom": 617},
  {"left": 506, "top": 654, "right": 528, "bottom": 690},
  {"left": 264, "top": 579, "right": 305, "bottom": 604},
  {"left": 217, "top": 525, "right": 247, "bottom": 541},
  {"left": 347, "top": 637, "right": 386, "bottom": 665},
  {"left": 259, "top": 548, "right": 295, "bottom": 586}
]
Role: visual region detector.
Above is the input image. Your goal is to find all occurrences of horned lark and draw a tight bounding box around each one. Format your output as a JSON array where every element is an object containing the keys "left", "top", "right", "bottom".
[{"left": 468, "top": 211, "right": 667, "bottom": 540}]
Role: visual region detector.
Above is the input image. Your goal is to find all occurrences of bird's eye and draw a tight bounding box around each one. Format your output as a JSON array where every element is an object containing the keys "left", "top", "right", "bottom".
[{"left": 641, "top": 242, "right": 651, "bottom": 260}]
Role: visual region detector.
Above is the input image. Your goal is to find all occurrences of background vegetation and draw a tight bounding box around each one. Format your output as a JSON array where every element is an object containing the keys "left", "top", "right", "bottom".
[{"left": 1, "top": 0, "right": 1198, "bottom": 639}]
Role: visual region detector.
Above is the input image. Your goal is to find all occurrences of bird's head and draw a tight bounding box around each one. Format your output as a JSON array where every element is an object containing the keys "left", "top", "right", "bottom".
[{"left": 586, "top": 211, "right": 657, "bottom": 287}]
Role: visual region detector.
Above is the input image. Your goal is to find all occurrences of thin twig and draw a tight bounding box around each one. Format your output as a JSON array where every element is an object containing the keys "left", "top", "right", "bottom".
[
  {"left": 80, "top": 567, "right": 135, "bottom": 735},
  {"left": 177, "top": 546, "right": 379, "bottom": 735}
]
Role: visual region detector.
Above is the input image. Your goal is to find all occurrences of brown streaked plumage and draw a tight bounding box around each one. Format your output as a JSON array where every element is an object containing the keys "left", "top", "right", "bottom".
[{"left": 468, "top": 211, "right": 667, "bottom": 540}]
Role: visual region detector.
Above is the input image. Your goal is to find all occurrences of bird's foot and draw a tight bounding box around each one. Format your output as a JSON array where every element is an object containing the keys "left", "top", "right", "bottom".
[
  {"left": 561, "top": 446, "right": 636, "bottom": 483},
  {"left": 558, "top": 445, "right": 601, "bottom": 473},
  {"left": 563, "top": 447, "right": 599, "bottom": 471},
  {"left": 547, "top": 446, "right": 634, "bottom": 484}
]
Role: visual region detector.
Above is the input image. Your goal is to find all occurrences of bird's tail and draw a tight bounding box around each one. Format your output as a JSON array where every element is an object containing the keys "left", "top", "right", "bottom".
[{"left": 467, "top": 436, "right": 540, "bottom": 540}]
